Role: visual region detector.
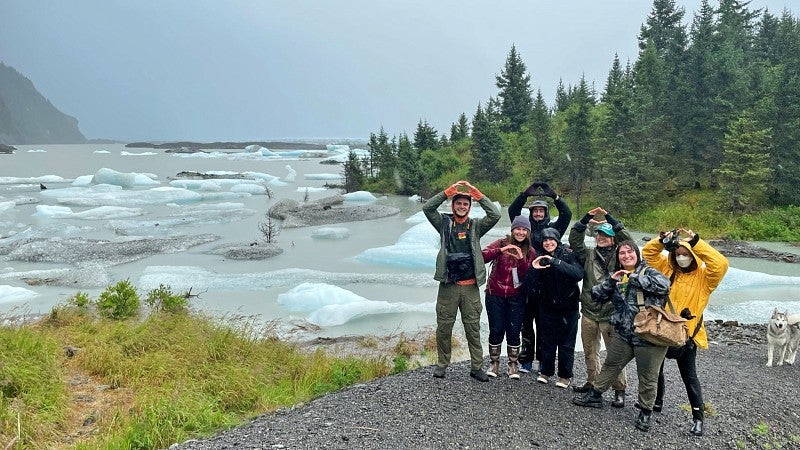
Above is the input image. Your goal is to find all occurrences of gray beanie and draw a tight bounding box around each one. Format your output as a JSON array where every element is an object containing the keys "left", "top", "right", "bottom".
[{"left": 511, "top": 215, "right": 531, "bottom": 232}]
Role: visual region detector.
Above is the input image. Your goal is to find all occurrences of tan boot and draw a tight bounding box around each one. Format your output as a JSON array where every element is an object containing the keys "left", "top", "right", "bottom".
[
  {"left": 486, "top": 344, "right": 501, "bottom": 377},
  {"left": 507, "top": 345, "right": 521, "bottom": 379}
]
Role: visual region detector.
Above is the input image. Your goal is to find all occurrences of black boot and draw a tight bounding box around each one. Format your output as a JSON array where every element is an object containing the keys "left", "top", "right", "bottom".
[
  {"left": 572, "top": 381, "right": 593, "bottom": 393},
  {"left": 612, "top": 390, "right": 625, "bottom": 408},
  {"left": 572, "top": 388, "right": 604, "bottom": 409},
  {"left": 470, "top": 368, "right": 489, "bottom": 382},
  {"left": 691, "top": 407, "right": 704, "bottom": 436},
  {"left": 635, "top": 409, "right": 652, "bottom": 432}
]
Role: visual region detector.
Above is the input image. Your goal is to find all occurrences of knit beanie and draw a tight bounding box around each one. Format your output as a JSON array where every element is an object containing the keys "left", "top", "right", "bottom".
[{"left": 510, "top": 215, "right": 531, "bottom": 232}]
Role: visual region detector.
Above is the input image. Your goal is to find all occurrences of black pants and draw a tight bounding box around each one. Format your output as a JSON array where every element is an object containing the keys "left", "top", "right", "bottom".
[
  {"left": 657, "top": 341, "right": 704, "bottom": 419},
  {"left": 518, "top": 293, "right": 541, "bottom": 364}
]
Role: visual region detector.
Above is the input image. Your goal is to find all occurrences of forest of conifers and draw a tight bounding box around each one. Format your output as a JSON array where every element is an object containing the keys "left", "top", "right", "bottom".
[{"left": 344, "top": 0, "right": 800, "bottom": 233}]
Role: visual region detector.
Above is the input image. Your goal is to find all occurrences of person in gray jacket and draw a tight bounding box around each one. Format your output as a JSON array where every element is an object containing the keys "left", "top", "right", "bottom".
[
  {"left": 423, "top": 180, "right": 501, "bottom": 381},
  {"left": 569, "top": 207, "right": 630, "bottom": 407}
]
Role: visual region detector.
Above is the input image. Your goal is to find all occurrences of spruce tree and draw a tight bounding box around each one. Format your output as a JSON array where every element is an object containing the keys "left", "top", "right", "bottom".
[
  {"left": 396, "top": 133, "right": 425, "bottom": 195},
  {"left": 496, "top": 44, "right": 533, "bottom": 132},
  {"left": 714, "top": 112, "right": 772, "bottom": 211}
]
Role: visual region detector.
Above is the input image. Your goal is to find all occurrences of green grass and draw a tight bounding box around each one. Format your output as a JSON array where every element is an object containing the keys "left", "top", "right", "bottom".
[{"left": 1, "top": 305, "right": 394, "bottom": 449}]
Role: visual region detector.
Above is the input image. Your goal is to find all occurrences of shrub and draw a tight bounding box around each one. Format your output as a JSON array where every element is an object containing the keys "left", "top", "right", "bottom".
[
  {"left": 97, "top": 279, "right": 140, "bottom": 320},
  {"left": 68, "top": 291, "right": 91, "bottom": 308},
  {"left": 145, "top": 284, "right": 189, "bottom": 314}
]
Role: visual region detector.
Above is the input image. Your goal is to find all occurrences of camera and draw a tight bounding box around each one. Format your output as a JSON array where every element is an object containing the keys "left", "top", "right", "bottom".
[
  {"left": 540, "top": 258, "right": 551, "bottom": 267},
  {"left": 679, "top": 307, "right": 696, "bottom": 320},
  {"left": 662, "top": 229, "right": 681, "bottom": 252}
]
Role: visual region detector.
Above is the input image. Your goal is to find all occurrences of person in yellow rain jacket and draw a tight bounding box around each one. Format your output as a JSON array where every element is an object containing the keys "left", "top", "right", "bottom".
[{"left": 642, "top": 228, "right": 729, "bottom": 437}]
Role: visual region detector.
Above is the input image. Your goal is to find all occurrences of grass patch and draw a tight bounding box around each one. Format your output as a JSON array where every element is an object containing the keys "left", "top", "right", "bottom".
[{"left": 1, "top": 305, "right": 394, "bottom": 449}]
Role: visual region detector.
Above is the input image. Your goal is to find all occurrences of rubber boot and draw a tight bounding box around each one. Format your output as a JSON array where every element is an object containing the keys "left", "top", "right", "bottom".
[
  {"left": 690, "top": 406, "right": 704, "bottom": 436},
  {"left": 572, "top": 388, "right": 604, "bottom": 408},
  {"left": 486, "top": 344, "right": 501, "bottom": 378},
  {"left": 507, "top": 345, "right": 521, "bottom": 379},
  {"left": 635, "top": 409, "right": 652, "bottom": 432}
]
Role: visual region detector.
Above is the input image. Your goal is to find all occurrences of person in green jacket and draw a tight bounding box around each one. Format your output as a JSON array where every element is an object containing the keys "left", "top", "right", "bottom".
[
  {"left": 423, "top": 180, "right": 501, "bottom": 381},
  {"left": 569, "top": 207, "right": 630, "bottom": 407}
]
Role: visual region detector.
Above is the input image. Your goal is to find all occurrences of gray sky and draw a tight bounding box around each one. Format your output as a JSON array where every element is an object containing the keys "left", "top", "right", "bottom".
[{"left": 0, "top": 1, "right": 792, "bottom": 142}]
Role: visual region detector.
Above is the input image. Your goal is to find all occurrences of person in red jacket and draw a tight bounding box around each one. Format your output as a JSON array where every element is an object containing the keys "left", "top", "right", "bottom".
[{"left": 481, "top": 215, "right": 536, "bottom": 379}]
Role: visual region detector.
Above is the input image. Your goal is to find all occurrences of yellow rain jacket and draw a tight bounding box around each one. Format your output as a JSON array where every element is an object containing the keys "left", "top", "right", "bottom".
[{"left": 642, "top": 238, "right": 729, "bottom": 349}]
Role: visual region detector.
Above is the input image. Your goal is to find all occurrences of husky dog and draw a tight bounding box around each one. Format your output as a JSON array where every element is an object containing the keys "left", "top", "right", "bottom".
[
  {"left": 767, "top": 309, "right": 789, "bottom": 367},
  {"left": 785, "top": 314, "right": 800, "bottom": 365}
]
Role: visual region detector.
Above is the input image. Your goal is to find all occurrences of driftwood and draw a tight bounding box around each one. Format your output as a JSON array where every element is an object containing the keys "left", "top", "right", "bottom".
[{"left": 183, "top": 287, "right": 208, "bottom": 299}]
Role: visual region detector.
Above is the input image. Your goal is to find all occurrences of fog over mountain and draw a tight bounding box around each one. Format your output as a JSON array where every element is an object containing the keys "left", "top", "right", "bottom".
[{"left": 0, "top": 1, "right": 792, "bottom": 142}]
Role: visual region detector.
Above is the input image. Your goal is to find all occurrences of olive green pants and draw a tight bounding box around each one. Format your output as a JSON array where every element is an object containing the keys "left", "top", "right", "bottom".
[
  {"left": 593, "top": 332, "right": 667, "bottom": 410},
  {"left": 435, "top": 282, "right": 483, "bottom": 370},
  {"left": 581, "top": 316, "right": 627, "bottom": 391}
]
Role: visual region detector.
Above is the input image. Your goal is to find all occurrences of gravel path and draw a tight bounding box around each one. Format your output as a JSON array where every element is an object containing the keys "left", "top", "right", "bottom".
[{"left": 170, "top": 322, "right": 800, "bottom": 450}]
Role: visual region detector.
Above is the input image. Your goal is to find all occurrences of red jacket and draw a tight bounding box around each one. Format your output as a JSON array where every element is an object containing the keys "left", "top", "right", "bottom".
[{"left": 482, "top": 238, "right": 536, "bottom": 297}]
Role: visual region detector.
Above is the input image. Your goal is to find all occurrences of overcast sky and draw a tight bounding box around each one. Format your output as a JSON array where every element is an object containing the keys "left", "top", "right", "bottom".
[{"left": 0, "top": 1, "right": 793, "bottom": 142}]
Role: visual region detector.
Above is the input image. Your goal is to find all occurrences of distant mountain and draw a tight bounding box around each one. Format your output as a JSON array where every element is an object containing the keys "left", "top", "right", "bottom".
[{"left": 0, "top": 62, "right": 86, "bottom": 144}]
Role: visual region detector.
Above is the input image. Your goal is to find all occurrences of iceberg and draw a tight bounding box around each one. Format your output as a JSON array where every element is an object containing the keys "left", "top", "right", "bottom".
[
  {"left": 0, "top": 285, "right": 40, "bottom": 304},
  {"left": 277, "top": 282, "right": 434, "bottom": 326},
  {"left": 355, "top": 222, "right": 439, "bottom": 268},
  {"left": 312, "top": 227, "right": 351, "bottom": 240}
]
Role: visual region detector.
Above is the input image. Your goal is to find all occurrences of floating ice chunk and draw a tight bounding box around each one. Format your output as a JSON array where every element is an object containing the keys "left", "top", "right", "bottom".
[
  {"left": 120, "top": 151, "right": 158, "bottom": 156},
  {"left": 0, "top": 285, "right": 39, "bottom": 304},
  {"left": 94, "top": 150, "right": 111, "bottom": 154},
  {"left": 72, "top": 175, "right": 94, "bottom": 186},
  {"left": 305, "top": 173, "right": 342, "bottom": 180},
  {"left": 0, "top": 175, "right": 69, "bottom": 185},
  {"left": 343, "top": 191, "right": 376, "bottom": 202},
  {"left": 408, "top": 194, "right": 422, "bottom": 202},
  {"left": 297, "top": 187, "right": 327, "bottom": 193},
  {"left": 91, "top": 168, "right": 159, "bottom": 188},
  {"left": 33, "top": 205, "right": 144, "bottom": 220},
  {"left": 284, "top": 165, "right": 297, "bottom": 182},
  {"left": 355, "top": 222, "right": 439, "bottom": 268},
  {"left": 326, "top": 144, "right": 350, "bottom": 152},
  {"left": 108, "top": 203, "right": 254, "bottom": 236},
  {"left": 230, "top": 183, "right": 266, "bottom": 194},
  {"left": 277, "top": 282, "right": 434, "bottom": 326},
  {"left": 27, "top": 149, "right": 46, "bottom": 153},
  {"left": 41, "top": 185, "right": 204, "bottom": 206},
  {"left": 312, "top": 227, "right": 350, "bottom": 240},
  {"left": 405, "top": 211, "right": 427, "bottom": 224}
]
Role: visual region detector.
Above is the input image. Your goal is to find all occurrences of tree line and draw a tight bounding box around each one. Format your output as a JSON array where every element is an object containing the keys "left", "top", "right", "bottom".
[{"left": 343, "top": 0, "right": 799, "bottom": 218}]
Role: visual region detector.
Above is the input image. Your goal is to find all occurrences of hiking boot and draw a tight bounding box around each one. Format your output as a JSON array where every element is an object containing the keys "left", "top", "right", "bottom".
[
  {"left": 612, "top": 390, "right": 625, "bottom": 408},
  {"left": 635, "top": 401, "right": 662, "bottom": 412},
  {"left": 519, "top": 362, "right": 532, "bottom": 373},
  {"left": 690, "top": 419, "right": 704, "bottom": 436},
  {"left": 486, "top": 344, "right": 501, "bottom": 378},
  {"left": 507, "top": 345, "right": 521, "bottom": 380},
  {"left": 555, "top": 378, "right": 571, "bottom": 389},
  {"left": 572, "top": 381, "right": 593, "bottom": 393},
  {"left": 470, "top": 368, "right": 489, "bottom": 382},
  {"left": 433, "top": 365, "right": 446, "bottom": 378},
  {"left": 635, "top": 409, "right": 652, "bottom": 432},
  {"left": 572, "top": 388, "right": 604, "bottom": 409}
]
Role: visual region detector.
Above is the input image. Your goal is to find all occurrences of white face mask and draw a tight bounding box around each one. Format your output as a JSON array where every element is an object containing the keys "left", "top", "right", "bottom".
[{"left": 675, "top": 254, "right": 693, "bottom": 268}]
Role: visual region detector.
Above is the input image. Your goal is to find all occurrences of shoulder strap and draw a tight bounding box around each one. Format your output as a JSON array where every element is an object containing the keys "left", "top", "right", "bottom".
[{"left": 635, "top": 266, "right": 677, "bottom": 314}]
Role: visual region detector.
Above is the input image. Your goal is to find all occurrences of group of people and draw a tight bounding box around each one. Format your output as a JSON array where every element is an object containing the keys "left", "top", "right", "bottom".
[{"left": 423, "top": 180, "right": 729, "bottom": 435}]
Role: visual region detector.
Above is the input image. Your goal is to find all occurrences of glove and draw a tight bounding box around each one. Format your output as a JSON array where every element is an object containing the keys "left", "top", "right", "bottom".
[
  {"left": 523, "top": 182, "right": 541, "bottom": 196},
  {"left": 468, "top": 186, "right": 484, "bottom": 201},
  {"left": 541, "top": 185, "right": 557, "bottom": 199}
]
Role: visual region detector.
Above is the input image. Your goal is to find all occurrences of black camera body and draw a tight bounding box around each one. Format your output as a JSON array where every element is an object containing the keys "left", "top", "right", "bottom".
[
  {"left": 540, "top": 258, "right": 551, "bottom": 267},
  {"left": 663, "top": 229, "right": 681, "bottom": 252}
]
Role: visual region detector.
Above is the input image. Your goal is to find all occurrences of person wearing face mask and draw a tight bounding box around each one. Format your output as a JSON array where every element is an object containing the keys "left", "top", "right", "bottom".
[
  {"left": 423, "top": 180, "right": 501, "bottom": 381},
  {"left": 571, "top": 241, "right": 671, "bottom": 433},
  {"left": 481, "top": 215, "right": 537, "bottom": 379},
  {"left": 507, "top": 181, "right": 572, "bottom": 374},
  {"left": 642, "top": 229, "right": 729, "bottom": 437},
  {"left": 568, "top": 207, "right": 631, "bottom": 407}
]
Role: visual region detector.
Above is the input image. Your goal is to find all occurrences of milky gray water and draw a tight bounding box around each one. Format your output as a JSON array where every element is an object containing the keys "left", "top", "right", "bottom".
[{"left": 2, "top": 144, "right": 800, "bottom": 348}]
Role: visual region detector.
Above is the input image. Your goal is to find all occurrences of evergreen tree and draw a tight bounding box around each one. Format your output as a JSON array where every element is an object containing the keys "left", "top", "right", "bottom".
[
  {"left": 342, "top": 150, "right": 365, "bottom": 193},
  {"left": 496, "top": 44, "right": 533, "bottom": 132},
  {"left": 450, "top": 112, "right": 470, "bottom": 141},
  {"left": 714, "top": 111, "right": 772, "bottom": 211},
  {"left": 470, "top": 103, "right": 506, "bottom": 182},
  {"left": 562, "top": 76, "right": 595, "bottom": 211},
  {"left": 413, "top": 119, "right": 439, "bottom": 151},
  {"left": 554, "top": 79, "right": 570, "bottom": 112},
  {"left": 529, "top": 89, "right": 552, "bottom": 174},
  {"left": 395, "top": 133, "right": 425, "bottom": 195}
]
